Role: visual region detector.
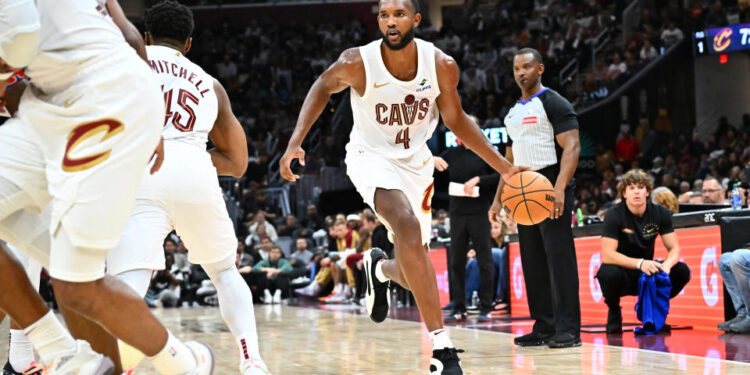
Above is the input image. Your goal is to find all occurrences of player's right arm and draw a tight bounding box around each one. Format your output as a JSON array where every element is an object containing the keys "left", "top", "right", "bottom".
[
  {"left": 106, "top": 0, "right": 148, "bottom": 62},
  {"left": 0, "top": 0, "right": 40, "bottom": 73},
  {"left": 280, "top": 48, "right": 366, "bottom": 181},
  {"left": 208, "top": 79, "right": 248, "bottom": 178}
]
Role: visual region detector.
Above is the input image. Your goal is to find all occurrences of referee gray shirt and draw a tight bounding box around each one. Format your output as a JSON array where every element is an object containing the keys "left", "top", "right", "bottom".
[{"left": 504, "top": 88, "right": 578, "bottom": 170}]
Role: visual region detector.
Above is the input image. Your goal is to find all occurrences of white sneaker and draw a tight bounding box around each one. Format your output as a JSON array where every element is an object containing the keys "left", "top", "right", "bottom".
[
  {"left": 325, "top": 293, "right": 347, "bottom": 304},
  {"left": 272, "top": 289, "right": 282, "bottom": 304},
  {"left": 240, "top": 356, "right": 271, "bottom": 375},
  {"left": 263, "top": 289, "right": 273, "bottom": 304},
  {"left": 294, "top": 281, "right": 320, "bottom": 297},
  {"left": 46, "top": 339, "right": 114, "bottom": 375},
  {"left": 186, "top": 341, "right": 214, "bottom": 375}
]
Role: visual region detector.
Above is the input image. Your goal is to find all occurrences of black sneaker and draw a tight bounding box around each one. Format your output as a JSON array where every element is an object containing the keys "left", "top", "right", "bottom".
[
  {"left": 513, "top": 331, "right": 553, "bottom": 346},
  {"left": 2, "top": 361, "right": 21, "bottom": 375},
  {"left": 363, "top": 248, "right": 390, "bottom": 323},
  {"left": 444, "top": 311, "right": 467, "bottom": 324},
  {"left": 430, "top": 348, "right": 464, "bottom": 374},
  {"left": 607, "top": 307, "right": 623, "bottom": 333},
  {"left": 442, "top": 302, "right": 454, "bottom": 311},
  {"left": 547, "top": 332, "right": 582, "bottom": 348}
]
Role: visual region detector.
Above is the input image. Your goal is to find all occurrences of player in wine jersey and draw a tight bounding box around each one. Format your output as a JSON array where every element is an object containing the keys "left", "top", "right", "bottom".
[
  {"left": 279, "top": 0, "right": 525, "bottom": 373},
  {"left": 0, "top": 1, "right": 214, "bottom": 374},
  {"left": 104, "top": 2, "right": 270, "bottom": 374}
]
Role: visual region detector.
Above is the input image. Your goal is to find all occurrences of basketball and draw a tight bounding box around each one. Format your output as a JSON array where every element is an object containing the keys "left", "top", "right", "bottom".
[{"left": 501, "top": 171, "right": 555, "bottom": 226}]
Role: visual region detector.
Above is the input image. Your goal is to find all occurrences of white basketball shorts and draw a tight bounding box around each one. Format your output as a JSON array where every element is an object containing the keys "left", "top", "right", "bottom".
[
  {"left": 0, "top": 46, "right": 163, "bottom": 282},
  {"left": 106, "top": 140, "right": 238, "bottom": 276},
  {"left": 345, "top": 143, "right": 435, "bottom": 246}
]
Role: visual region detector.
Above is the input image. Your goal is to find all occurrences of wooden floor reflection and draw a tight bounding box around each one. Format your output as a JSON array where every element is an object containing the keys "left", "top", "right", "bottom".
[{"left": 3, "top": 305, "right": 750, "bottom": 374}]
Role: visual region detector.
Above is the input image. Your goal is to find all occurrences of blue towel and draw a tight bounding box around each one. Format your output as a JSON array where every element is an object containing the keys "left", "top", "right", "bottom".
[{"left": 634, "top": 271, "right": 672, "bottom": 335}]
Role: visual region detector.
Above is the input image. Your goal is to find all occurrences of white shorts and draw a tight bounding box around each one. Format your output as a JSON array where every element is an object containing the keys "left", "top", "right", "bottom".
[
  {"left": 106, "top": 141, "right": 237, "bottom": 276},
  {"left": 0, "top": 46, "right": 164, "bottom": 282},
  {"left": 345, "top": 143, "right": 434, "bottom": 246},
  {"left": 0, "top": 120, "right": 52, "bottom": 268}
]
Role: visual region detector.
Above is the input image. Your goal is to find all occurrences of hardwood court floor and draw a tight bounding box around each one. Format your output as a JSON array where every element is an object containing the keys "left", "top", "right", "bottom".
[{"left": 3, "top": 305, "right": 750, "bottom": 374}]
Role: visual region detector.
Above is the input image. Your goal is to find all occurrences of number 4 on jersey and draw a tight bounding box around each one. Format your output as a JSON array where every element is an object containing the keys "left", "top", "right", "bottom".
[{"left": 395, "top": 128, "right": 410, "bottom": 149}]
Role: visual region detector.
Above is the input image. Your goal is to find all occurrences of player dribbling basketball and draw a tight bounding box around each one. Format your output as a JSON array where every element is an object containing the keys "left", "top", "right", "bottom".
[{"left": 280, "top": 0, "right": 527, "bottom": 373}]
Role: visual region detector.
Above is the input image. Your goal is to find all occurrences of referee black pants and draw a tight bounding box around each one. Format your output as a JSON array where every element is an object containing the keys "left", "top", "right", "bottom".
[
  {"left": 517, "top": 175, "right": 581, "bottom": 336},
  {"left": 449, "top": 213, "right": 494, "bottom": 312}
]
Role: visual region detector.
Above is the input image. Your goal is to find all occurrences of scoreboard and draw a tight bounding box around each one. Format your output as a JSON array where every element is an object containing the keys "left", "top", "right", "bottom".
[{"left": 694, "top": 23, "right": 750, "bottom": 55}]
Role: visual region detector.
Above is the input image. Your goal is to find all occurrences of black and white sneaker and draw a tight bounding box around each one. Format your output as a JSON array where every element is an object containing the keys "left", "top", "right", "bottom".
[
  {"left": 363, "top": 248, "right": 390, "bottom": 323},
  {"left": 429, "top": 348, "right": 464, "bottom": 374}
]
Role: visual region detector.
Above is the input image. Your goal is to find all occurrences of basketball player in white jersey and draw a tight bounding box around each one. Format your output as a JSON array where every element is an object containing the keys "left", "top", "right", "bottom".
[
  {"left": 104, "top": 2, "right": 270, "bottom": 374},
  {"left": 0, "top": 1, "right": 215, "bottom": 374},
  {"left": 280, "top": 0, "right": 526, "bottom": 373}
]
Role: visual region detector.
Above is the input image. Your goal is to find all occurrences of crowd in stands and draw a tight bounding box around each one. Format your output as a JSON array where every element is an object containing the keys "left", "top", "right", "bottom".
[
  {"left": 575, "top": 114, "right": 750, "bottom": 222},
  {"left": 582, "top": 0, "right": 750, "bottom": 105}
]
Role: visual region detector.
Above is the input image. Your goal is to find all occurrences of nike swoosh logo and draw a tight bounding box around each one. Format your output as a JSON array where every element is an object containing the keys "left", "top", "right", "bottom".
[
  {"left": 422, "top": 158, "right": 431, "bottom": 166},
  {"left": 374, "top": 82, "right": 390, "bottom": 88}
]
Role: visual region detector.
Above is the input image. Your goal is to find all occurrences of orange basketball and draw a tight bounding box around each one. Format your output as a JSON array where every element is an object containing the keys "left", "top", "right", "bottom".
[{"left": 501, "top": 171, "right": 555, "bottom": 226}]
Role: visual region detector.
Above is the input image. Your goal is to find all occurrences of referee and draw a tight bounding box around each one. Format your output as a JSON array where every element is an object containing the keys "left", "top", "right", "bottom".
[{"left": 489, "top": 48, "right": 581, "bottom": 348}]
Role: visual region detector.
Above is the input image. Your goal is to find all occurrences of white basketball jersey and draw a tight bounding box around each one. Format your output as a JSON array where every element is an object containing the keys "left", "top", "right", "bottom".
[
  {"left": 26, "top": 0, "right": 127, "bottom": 92},
  {"left": 147, "top": 45, "right": 218, "bottom": 147},
  {"left": 348, "top": 38, "right": 441, "bottom": 159}
]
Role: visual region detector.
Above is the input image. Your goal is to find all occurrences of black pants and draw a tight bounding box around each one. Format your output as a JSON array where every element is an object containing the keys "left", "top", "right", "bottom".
[
  {"left": 254, "top": 273, "right": 291, "bottom": 297},
  {"left": 517, "top": 174, "right": 580, "bottom": 335},
  {"left": 596, "top": 262, "right": 691, "bottom": 310},
  {"left": 449, "top": 213, "right": 494, "bottom": 312}
]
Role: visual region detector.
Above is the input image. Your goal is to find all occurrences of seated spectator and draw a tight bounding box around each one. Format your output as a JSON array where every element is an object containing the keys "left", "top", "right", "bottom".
[
  {"left": 146, "top": 254, "right": 182, "bottom": 308},
  {"left": 639, "top": 39, "right": 658, "bottom": 61},
  {"left": 596, "top": 169, "right": 691, "bottom": 333},
  {"left": 278, "top": 214, "right": 300, "bottom": 237},
  {"left": 702, "top": 176, "right": 727, "bottom": 204},
  {"left": 651, "top": 186, "right": 678, "bottom": 213},
  {"left": 252, "top": 245, "right": 293, "bottom": 304},
  {"left": 606, "top": 53, "right": 627, "bottom": 81},
  {"left": 719, "top": 246, "right": 750, "bottom": 333},
  {"left": 660, "top": 21, "right": 684, "bottom": 47},
  {"left": 174, "top": 240, "right": 191, "bottom": 271},
  {"left": 346, "top": 213, "right": 379, "bottom": 304},
  {"left": 301, "top": 204, "right": 325, "bottom": 231},
  {"left": 249, "top": 211, "right": 278, "bottom": 242}
]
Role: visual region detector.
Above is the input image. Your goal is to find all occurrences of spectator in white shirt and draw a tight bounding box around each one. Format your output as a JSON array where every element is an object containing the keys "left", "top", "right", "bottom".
[
  {"left": 640, "top": 40, "right": 658, "bottom": 61},
  {"left": 548, "top": 32, "right": 566, "bottom": 59},
  {"left": 607, "top": 53, "right": 627, "bottom": 80},
  {"left": 216, "top": 54, "right": 238, "bottom": 81},
  {"left": 661, "top": 22, "right": 684, "bottom": 47},
  {"left": 249, "top": 211, "right": 278, "bottom": 242}
]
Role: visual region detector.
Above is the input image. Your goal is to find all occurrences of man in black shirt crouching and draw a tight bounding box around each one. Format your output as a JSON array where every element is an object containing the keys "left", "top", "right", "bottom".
[{"left": 597, "top": 169, "right": 691, "bottom": 333}]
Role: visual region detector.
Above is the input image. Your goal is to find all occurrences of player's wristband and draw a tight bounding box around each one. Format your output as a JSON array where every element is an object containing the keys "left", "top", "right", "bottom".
[{"left": 636, "top": 258, "right": 644, "bottom": 270}]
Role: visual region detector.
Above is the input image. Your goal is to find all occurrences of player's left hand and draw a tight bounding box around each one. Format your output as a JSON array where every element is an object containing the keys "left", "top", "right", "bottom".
[
  {"left": 463, "top": 176, "right": 479, "bottom": 196},
  {"left": 550, "top": 185, "right": 565, "bottom": 220},
  {"left": 149, "top": 138, "right": 165, "bottom": 175},
  {"left": 488, "top": 199, "right": 503, "bottom": 225},
  {"left": 280, "top": 146, "right": 305, "bottom": 181}
]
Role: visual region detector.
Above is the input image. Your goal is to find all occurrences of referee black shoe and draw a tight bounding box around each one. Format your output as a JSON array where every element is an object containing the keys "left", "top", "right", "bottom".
[
  {"left": 547, "top": 332, "right": 582, "bottom": 348},
  {"left": 513, "top": 331, "right": 553, "bottom": 347},
  {"left": 363, "top": 248, "right": 390, "bottom": 323},
  {"left": 429, "top": 348, "right": 464, "bottom": 374}
]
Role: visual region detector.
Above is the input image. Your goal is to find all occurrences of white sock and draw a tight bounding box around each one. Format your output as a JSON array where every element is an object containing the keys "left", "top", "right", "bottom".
[
  {"left": 429, "top": 329, "right": 454, "bottom": 350},
  {"left": 375, "top": 260, "right": 389, "bottom": 283},
  {"left": 202, "top": 262, "right": 263, "bottom": 362},
  {"left": 236, "top": 334, "right": 261, "bottom": 362},
  {"left": 333, "top": 283, "right": 343, "bottom": 295},
  {"left": 9, "top": 329, "right": 35, "bottom": 371},
  {"left": 23, "top": 311, "right": 76, "bottom": 365},
  {"left": 147, "top": 330, "right": 196, "bottom": 375},
  {"left": 343, "top": 284, "right": 352, "bottom": 297}
]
